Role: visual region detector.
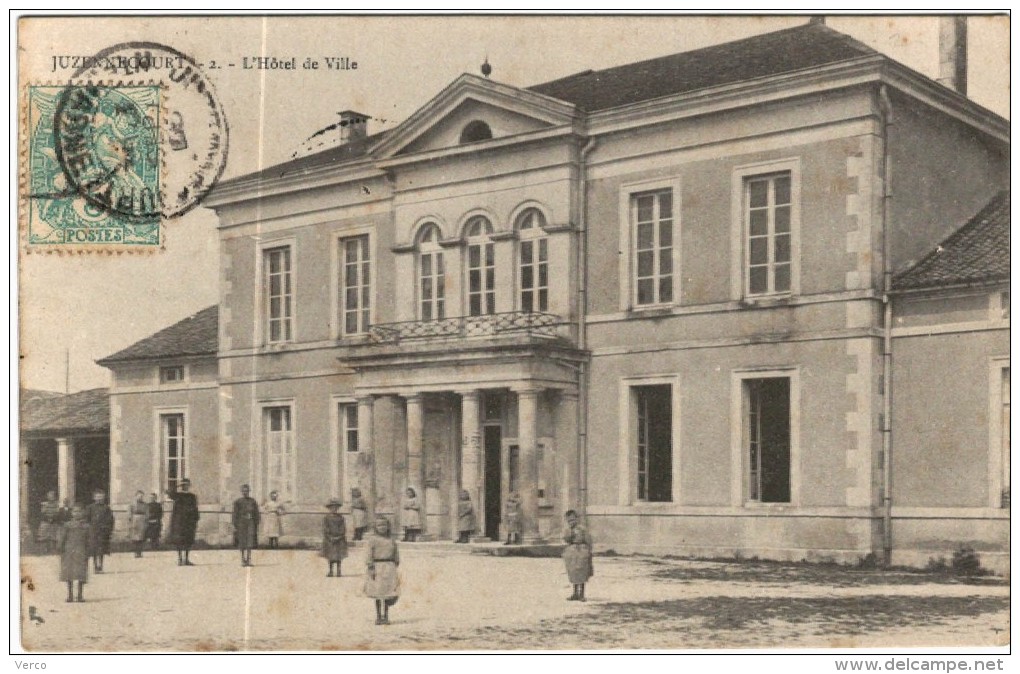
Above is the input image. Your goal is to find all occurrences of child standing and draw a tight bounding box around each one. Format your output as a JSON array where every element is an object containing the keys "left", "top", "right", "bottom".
[
  {"left": 322, "top": 498, "right": 348, "bottom": 577},
  {"left": 456, "top": 490, "right": 475, "bottom": 543},
  {"left": 402, "top": 487, "right": 422, "bottom": 542},
  {"left": 85, "top": 490, "right": 114, "bottom": 573},
  {"left": 363, "top": 516, "right": 400, "bottom": 625},
  {"left": 145, "top": 493, "right": 163, "bottom": 549},
  {"left": 350, "top": 487, "right": 369, "bottom": 541},
  {"left": 503, "top": 492, "right": 523, "bottom": 545},
  {"left": 562, "top": 510, "right": 593, "bottom": 602},
  {"left": 57, "top": 505, "right": 90, "bottom": 602},
  {"left": 127, "top": 490, "right": 148, "bottom": 557},
  {"left": 261, "top": 490, "right": 286, "bottom": 549}
]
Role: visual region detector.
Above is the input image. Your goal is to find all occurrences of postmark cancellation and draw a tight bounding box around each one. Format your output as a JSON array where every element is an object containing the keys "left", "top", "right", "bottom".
[{"left": 22, "top": 83, "right": 164, "bottom": 251}]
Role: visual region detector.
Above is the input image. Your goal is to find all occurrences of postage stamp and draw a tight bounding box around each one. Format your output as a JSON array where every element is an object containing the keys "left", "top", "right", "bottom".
[
  {"left": 24, "top": 84, "right": 163, "bottom": 248},
  {"left": 21, "top": 43, "right": 229, "bottom": 252}
]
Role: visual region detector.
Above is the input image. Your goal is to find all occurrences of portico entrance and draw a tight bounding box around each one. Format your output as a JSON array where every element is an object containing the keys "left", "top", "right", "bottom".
[{"left": 343, "top": 327, "right": 586, "bottom": 543}]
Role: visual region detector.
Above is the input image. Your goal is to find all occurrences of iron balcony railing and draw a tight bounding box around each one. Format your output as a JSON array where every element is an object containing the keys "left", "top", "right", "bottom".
[{"left": 368, "top": 311, "right": 562, "bottom": 344}]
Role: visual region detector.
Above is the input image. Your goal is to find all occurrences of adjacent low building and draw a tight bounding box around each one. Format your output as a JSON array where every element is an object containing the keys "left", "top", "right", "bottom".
[
  {"left": 889, "top": 191, "right": 1010, "bottom": 571},
  {"left": 20, "top": 388, "right": 110, "bottom": 539}
]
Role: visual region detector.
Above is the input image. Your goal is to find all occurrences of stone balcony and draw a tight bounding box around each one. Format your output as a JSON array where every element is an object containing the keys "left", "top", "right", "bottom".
[
  {"left": 367, "top": 311, "right": 568, "bottom": 345},
  {"left": 340, "top": 311, "right": 584, "bottom": 383}
]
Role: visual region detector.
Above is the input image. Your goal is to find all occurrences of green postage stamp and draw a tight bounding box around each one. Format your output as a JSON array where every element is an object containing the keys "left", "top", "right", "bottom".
[{"left": 23, "top": 84, "right": 163, "bottom": 249}]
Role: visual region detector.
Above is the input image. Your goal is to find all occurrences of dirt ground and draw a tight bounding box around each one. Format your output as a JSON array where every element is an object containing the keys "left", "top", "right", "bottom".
[{"left": 17, "top": 545, "right": 1009, "bottom": 652}]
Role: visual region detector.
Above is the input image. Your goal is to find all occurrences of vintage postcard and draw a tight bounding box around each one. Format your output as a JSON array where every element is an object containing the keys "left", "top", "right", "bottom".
[{"left": 15, "top": 14, "right": 1010, "bottom": 656}]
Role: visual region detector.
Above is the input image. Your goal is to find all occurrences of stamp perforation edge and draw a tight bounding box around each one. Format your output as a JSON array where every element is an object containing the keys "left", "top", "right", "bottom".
[{"left": 19, "top": 79, "right": 169, "bottom": 255}]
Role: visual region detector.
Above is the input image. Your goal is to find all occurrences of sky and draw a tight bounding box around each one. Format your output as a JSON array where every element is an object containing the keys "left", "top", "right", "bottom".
[{"left": 16, "top": 14, "right": 1010, "bottom": 393}]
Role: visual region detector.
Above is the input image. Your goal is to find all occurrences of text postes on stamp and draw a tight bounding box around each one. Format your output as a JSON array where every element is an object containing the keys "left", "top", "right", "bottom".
[
  {"left": 26, "top": 84, "right": 162, "bottom": 248},
  {"left": 68, "top": 42, "right": 230, "bottom": 220}
]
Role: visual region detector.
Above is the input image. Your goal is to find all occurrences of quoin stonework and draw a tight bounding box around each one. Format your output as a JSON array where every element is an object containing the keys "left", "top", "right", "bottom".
[{"left": 87, "top": 22, "right": 1007, "bottom": 571}]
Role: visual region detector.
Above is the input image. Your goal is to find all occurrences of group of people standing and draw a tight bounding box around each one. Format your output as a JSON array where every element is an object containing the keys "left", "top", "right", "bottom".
[
  {"left": 401, "top": 487, "right": 524, "bottom": 545},
  {"left": 40, "top": 480, "right": 593, "bottom": 616}
]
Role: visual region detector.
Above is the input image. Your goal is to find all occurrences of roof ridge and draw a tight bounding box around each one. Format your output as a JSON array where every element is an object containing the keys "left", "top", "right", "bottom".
[{"left": 527, "top": 21, "right": 873, "bottom": 93}]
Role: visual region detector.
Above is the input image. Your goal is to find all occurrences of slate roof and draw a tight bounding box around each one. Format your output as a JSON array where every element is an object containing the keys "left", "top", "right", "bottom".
[
  {"left": 528, "top": 23, "right": 877, "bottom": 112},
  {"left": 215, "top": 129, "right": 391, "bottom": 189},
  {"left": 215, "top": 23, "right": 877, "bottom": 190},
  {"left": 893, "top": 191, "right": 1010, "bottom": 291},
  {"left": 96, "top": 305, "right": 219, "bottom": 365},
  {"left": 21, "top": 388, "right": 110, "bottom": 436}
]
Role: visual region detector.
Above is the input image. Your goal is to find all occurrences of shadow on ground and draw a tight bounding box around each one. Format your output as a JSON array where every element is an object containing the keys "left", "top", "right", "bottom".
[
  {"left": 642, "top": 559, "right": 1008, "bottom": 588},
  {"left": 437, "top": 594, "right": 1008, "bottom": 649}
]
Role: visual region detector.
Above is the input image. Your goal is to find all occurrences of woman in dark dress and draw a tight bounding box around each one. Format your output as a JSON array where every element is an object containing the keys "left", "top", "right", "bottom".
[
  {"left": 166, "top": 478, "right": 200, "bottom": 566},
  {"left": 232, "top": 484, "right": 260, "bottom": 567}
]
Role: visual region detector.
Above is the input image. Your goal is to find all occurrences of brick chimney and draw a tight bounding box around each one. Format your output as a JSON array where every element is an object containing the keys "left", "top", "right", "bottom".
[
  {"left": 337, "top": 110, "right": 369, "bottom": 143},
  {"left": 937, "top": 16, "right": 968, "bottom": 95}
]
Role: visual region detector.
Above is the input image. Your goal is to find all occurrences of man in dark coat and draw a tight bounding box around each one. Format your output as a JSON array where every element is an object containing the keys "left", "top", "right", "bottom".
[
  {"left": 85, "top": 490, "right": 114, "bottom": 573},
  {"left": 166, "top": 478, "right": 200, "bottom": 566},
  {"left": 232, "top": 484, "right": 260, "bottom": 567}
]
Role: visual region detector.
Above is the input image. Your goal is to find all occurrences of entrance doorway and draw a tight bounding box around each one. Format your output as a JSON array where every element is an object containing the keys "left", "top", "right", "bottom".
[{"left": 483, "top": 425, "right": 502, "bottom": 539}]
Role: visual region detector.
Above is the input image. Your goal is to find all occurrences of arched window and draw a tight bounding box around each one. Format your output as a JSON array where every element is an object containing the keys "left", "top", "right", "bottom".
[
  {"left": 516, "top": 208, "right": 549, "bottom": 313},
  {"left": 459, "top": 120, "right": 493, "bottom": 144},
  {"left": 464, "top": 215, "right": 495, "bottom": 316},
  {"left": 417, "top": 223, "right": 445, "bottom": 321}
]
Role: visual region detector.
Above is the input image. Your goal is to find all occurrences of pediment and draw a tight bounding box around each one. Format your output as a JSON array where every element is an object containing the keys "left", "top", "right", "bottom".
[{"left": 371, "top": 74, "right": 578, "bottom": 159}]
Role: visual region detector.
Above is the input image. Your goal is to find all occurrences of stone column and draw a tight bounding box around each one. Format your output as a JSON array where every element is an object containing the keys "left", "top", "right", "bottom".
[
  {"left": 357, "top": 395, "right": 376, "bottom": 519},
  {"left": 57, "top": 437, "right": 75, "bottom": 505},
  {"left": 515, "top": 387, "right": 543, "bottom": 542},
  {"left": 458, "top": 390, "right": 483, "bottom": 540},
  {"left": 556, "top": 391, "right": 580, "bottom": 512},
  {"left": 405, "top": 393, "right": 425, "bottom": 534}
]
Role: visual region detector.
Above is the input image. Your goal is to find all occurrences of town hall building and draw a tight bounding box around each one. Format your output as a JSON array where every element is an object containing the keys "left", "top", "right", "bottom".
[{"left": 98, "top": 21, "right": 1009, "bottom": 571}]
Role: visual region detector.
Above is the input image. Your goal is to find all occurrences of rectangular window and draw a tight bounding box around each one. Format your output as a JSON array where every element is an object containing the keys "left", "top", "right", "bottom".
[
  {"left": 264, "top": 406, "right": 295, "bottom": 499},
  {"left": 339, "top": 403, "right": 359, "bottom": 453},
  {"left": 744, "top": 173, "right": 792, "bottom": 296},
  {"left": 160, "top": 413, "right": 186, "bottom": 492},
  {"left": 420, "top": 250, "right": 445, "bottom": 321},
  {"left": 635, "top": 385, "right": 673, "bottom": 502},
  {"left": 745, "top": 377, "right": 791, "bottom": 503},
  {"left": 631, "top": 190, "right": 674, "bottom": 306},
  {"left": 519, "top": 238, "right": 549, "bottom": 312},
  {"left": 339, "top": 235, "right": 370, "bottom": 335},
  {"left": 159, "top": 366, "right": 184, "bottom": 383},
  {"left": 264, "top": 247, "right": 293, "bottom": 343},
  {"left": 468, "top": 242, "right": 496, "bottom": 316}
]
